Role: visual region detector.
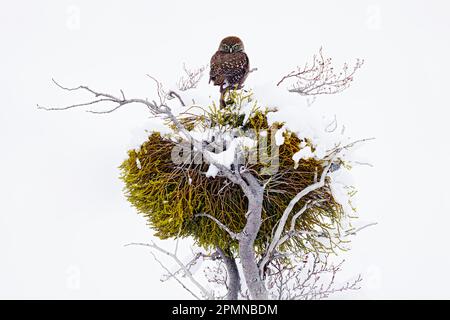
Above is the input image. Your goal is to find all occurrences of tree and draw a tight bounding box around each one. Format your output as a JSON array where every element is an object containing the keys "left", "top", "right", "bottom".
[{"left": 39, "top": 48, "right": 373, "bottom": 300}]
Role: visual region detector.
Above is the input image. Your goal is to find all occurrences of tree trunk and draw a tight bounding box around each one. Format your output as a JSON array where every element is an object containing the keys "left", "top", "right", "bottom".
[
  {"left": 239, "top": 188, "right": 268, "bottom": 300},
  {"left": 217, "top": 247, "right": 240, "bottom": 300}
]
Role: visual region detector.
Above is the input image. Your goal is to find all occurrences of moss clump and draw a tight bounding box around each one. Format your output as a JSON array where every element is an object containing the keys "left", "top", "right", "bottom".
[{"left": 120, "top": 92, "right": 346, "bottom": 255}]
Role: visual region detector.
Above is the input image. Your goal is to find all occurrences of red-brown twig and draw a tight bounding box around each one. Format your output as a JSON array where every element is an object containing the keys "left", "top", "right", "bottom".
[{"left": 277, "top": 48, "right": 364, "bottom": 96}]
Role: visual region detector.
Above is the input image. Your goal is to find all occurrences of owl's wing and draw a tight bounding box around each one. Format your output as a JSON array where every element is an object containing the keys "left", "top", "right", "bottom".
[
  {"left": 209, "top": 51, "right": 225, "bottom": 86},
  {"left": 210, "top": 51, "right": 250, "bottom": 87},
  {"left": 221, "top": 52, "right": 249, "bottom": 81}
]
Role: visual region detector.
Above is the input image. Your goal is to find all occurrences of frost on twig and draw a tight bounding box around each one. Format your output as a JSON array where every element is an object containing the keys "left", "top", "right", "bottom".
[{"left": 277, "top": 48, "right": 364, "bottom": 96}]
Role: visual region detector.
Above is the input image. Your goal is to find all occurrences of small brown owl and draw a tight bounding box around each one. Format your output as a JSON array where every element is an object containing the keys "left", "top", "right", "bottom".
[{"left": 209, "top": 36, "right": 250, "bottom": 106}]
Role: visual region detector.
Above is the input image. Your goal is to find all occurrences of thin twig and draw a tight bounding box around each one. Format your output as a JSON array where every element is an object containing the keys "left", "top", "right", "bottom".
[
  {"left": 259, "top": 161, "right": 333, "bottom": 274},
  {"left": 149, "top": 251, "right": 201, "bottom": 300},
  {"left": 277, "top": 48, "right": 364, "bottom": 97},
  {"left": 125, "top": 241, "right": 214, "bottom": 299},
  {"left": 195, "top": 214, "right": 239, "bottom": 240}
]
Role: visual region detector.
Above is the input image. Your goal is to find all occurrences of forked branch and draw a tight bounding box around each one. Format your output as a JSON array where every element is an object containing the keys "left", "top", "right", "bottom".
[
  {"left": 277, "top": 48, "right": 364, "bottom": 96},
  {"left": 259, "top": 161, "right": 333, "bottom": 274},
  {"left": 125, "top": 241, "right": 214, "bottom": 299},
  {"left": 177, "top": 64, "right": 206, "bottom": 91},
  {"left": 38, "top": 78, "right": 254, "bottom": 196}
]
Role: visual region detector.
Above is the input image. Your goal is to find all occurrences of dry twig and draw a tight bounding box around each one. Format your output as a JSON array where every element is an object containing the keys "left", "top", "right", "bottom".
[{"left": 277, "top": 48, "right": 364, "bottom": 96}]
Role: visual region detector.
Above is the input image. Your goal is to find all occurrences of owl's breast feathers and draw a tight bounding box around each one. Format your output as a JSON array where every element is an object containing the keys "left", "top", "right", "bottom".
[{"left": 209, "top": 51, "right": 250, "bottom": 88}]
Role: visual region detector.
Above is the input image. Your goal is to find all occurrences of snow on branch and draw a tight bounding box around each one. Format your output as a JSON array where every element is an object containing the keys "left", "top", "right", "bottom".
[
  {"left": 277, "top": 48, "right": 364, "bottom": 96},
  {"left": 38, "top": 77, "right": 255, "bottom": 197},
  {"left": 40, "top": 56, "right": 372, "bottom": 300}
]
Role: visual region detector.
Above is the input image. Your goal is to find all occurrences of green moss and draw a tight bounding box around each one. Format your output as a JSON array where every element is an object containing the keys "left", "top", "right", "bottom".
[{"left": 120, "top": 91, "right": 347, "bottom": 255}]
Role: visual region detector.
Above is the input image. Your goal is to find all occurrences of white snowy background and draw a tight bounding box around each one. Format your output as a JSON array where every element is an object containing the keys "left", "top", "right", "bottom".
[{"left": 1, "top": 0, "right": 449, "bottom": 299}]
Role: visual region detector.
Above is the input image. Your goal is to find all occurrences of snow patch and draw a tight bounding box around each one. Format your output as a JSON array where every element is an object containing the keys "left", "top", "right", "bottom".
[
  {"left": 292, "top": 146, "right": 314, "bottom": 166},
  {"left": 329, "top": 169, "right": 355, "bottom": 215},
  {"left": 205, "top": 164, "right": 219, "bottom": 178},
  {"left": 204, "top": 136, "right": 256, "bottom": 178},
  {"left": 136, "top": 158, "right": 142, "bottom": 170},
  {"left": 275, "top": 126, "right": 287, "bottom": 146},
  {"left": 241, "top": 98, "right": 254, "bottom": 125},
  {"left": 207, "top": 136, "right": 256, "bottom": 169}
]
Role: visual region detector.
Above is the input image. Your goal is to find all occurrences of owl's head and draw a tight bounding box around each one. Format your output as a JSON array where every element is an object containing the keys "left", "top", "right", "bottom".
[{"left": 218, "top": 36, "right": 245, "bottom": 53}]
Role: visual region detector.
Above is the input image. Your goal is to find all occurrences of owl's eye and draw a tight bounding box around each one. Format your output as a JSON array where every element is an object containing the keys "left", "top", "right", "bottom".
[
  {"left": 232, "top": 44, "right": 243, "bottom": 52},
  {"left": 222, "top": 44, "right": 229, "bottom": 51}
]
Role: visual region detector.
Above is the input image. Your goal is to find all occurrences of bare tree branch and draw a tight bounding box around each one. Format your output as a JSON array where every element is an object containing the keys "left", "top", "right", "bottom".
[
  {"left": 125, "top": 241, "right": 214, "bottom": 299},
  {"left": 259, "top": 161, "right": 334, "bottom": 274},
  {"left": 344, "top": 222, "right": 378, "bottom": 237},
  {"left": 161, "top": 251, "right": 220, "bottom": 282},
  {"left": 41, "top": 76, "right": 268, "bottom": 299},
  {"left": 325, "top": 115, "right": 338, "bottom": 133},
  {"left": 168, "top": 90, "right": 186, "bottom": 107},
  {"left": 266, "top": 254, "right": 362, "bottom": 300},
  {"left": 41, "top": 71, "right": 371, "bottom": 301},
  {"left": 277, "top": 48, "right": 364, "bottom": 96},
  {"left": 39, "top": 78, "right": 254, "bottom": 196},
  {"left": 217, "top": 247, "right": 241, "bottom": 300},
  {"left": 326, "top": 137, "right": 376, "bottom": 158},
  {"left": 275, "top": 199, "right": 327, "bottom": 249},
  {"left": 195, "top": 213, "right": 239, "bottom": 240},
  {"left": 149, "top": 251, "right": 201, "bottom": 300},
  {"left": 283, "top": 222, "right": 378, "bottom": 241},
  {"left": 177, "top": 64, "right": 206, "bottom": 91}
]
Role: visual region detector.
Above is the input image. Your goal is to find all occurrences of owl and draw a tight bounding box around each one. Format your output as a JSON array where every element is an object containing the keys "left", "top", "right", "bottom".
[{"left": 209, "top": 36, "right": 250, "bottom": 106}]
